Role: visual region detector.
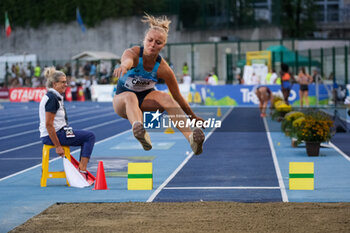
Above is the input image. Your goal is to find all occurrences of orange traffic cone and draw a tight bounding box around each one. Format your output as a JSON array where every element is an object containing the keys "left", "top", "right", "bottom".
[{"left": 93, "top": 161, "right": 108, "bottom": 190}]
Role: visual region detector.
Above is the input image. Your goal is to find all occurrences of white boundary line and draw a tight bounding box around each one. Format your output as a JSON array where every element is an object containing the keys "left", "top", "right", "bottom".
[
  {"left": 263, "top": 118, "right": 289, "bottom": 202},
  {"left": 163, "top": 186, "right": 280, "bottom": 190},
  {"left": 329, "top": 142, "right": 350, "bottom": 162},
  {"left": 146, "top": 151, "right": 194, "bottom": 202},
  {"left": 147, "top": 107, "right": 234, "bottom": 202},
  {"left": 0, "top": 129, "right": 132, "bottom": 182}
]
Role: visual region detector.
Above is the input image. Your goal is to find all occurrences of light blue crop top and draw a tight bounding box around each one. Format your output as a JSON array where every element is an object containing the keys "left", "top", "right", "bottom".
[{"left": 117, "top": 47, "right": 162, "bottom": 92}]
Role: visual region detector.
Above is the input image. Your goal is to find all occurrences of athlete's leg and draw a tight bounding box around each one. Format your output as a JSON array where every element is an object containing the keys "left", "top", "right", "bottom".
[
  {"left": 257, "top": 87, "right": 268, "bottom": 116},
  {"left": 113, "top": 92, "right": 152, "bottom": 150},
  {"left": 299, "top": 89, "right": 304, "bottom": 108},
  {"left": 141, "top": 91, "right": 204, "bottom": 155},
  {"left": 282, "top": 88, "right": 289, "bottom": 105},
  {"left": 113, "top": 92, "right": 142, "bottom": 125},
  {"left": 141, "top": 91, "right": 192, "bottom": 139},
  {"left": 305, "top": 90, "right": 309, "bottom": 107},
  {"left": 262, "top": 97, "right": 268, "bottom": 116},
  {"left": 255, "top": 89, "right": 263, "bottom": 114}
]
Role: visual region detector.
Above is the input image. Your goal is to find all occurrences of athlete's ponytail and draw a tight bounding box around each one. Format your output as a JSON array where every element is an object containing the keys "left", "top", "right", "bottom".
[{"left": 142, "top": 13, "right": 171, "bottom": 41}]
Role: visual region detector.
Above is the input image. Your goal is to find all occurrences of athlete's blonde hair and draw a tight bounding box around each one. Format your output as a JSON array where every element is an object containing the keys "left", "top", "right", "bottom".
[
  {"left": 44, "top": 66, "right": 65, "bottom": 88},
  {"left": 142, "top": 13, "right": 171, "bottom": 41}
]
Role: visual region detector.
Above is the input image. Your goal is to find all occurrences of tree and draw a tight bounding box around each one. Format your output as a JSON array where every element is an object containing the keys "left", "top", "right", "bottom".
[{"left": 280, "top": 0, "right": 318, "bottom": 38}]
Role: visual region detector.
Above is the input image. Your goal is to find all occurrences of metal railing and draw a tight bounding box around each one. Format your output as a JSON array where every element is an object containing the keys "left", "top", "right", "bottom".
[{"left": 1, "top": 39, "right": 349, "bottom": 87}]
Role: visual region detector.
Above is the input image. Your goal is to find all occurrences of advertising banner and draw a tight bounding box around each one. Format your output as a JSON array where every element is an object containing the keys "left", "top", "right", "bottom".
[
  {"left": 9, "top": 87, "right": 47, "bottom": 102},
  {"left": 0, "top": 87, "right": 9, "bottom": 99},
  {"left": 195, "top": 84, "right": 330, "bottom": 106},
  {"left": 90, "top": 84, "right": 330, "bottom": 106},
  {"left": 156, "top": 84, "right": 330, "bottom": 106}
]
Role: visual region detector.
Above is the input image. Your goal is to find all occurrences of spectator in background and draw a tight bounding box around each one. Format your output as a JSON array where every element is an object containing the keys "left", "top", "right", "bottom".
[
  {"left": 182, "top": 62, "right": 189, "bottom": 75},
  {"left": 82, "top": 75, "right": 92, "bottom": 101},
  {"left": 34, "top": 65, "right": 42, "bottom": 87},
  {"left": 78, "top": 65, "right": 84, "bottom": 79},
  {"left": 11, "top": 64, "right": 17, "bottom": 79},
  {"left": 270, "top": 69, "right": 279, "bottom": 84},
  {"left": 297, "top": 67, "right": 313, "bottom": 108},
  {"left": 99, "top": 62, "right": 109, "bottom": 84},
  {"left": 70, "top": 77, "right": 78, "bottom": 101},
  {"left": 10, "top": 77, "right": 21, "bottom": 88},
  {"left": 205, "top": 73, "right": 210, "bottom": 84},
  {"left": 90, "top": 62, "right": 97, "bottom": 80},
  {"left": 266, "top": 70, "right": 272, "bottom": 84},
  {"left": 280, "top": 63, "right": 293, "bottom": 105},
  {"left": 83, "top": 62, "right": 91, "bottom": 77},
  {"left": 41, "top": 65, "right": 48, "bottom": 86},
  {"left": 207, "top": 72, "right": 218, "bottom": 85},
  {"left": 20, "top": 63, "right": 30, "bottom": 86},
  {"left": 182, "top": 73, "right": 192, "bottom": 85},
  {"left": 15, "top": 63, "right": 20, "bottom": 78},
  {"left": 32, "top": 75, "right": 41, "bottom": 88},
  {"left": 28, "top": 62, "right": 34, "bottom": 79},
  {"left": 236, "top": 73, "right": 244, "bottom": 84},
  {"left": 65, "top": 63, "right": 72, "bottom": 78},
  {"left": 251, "top": 72, "right": 260, "bottom": 85},
  {"left": 255, "top": 86, "right": 273, "bottom": 117},
  {"left": 328, "top": 72, "right": 334, "bottom": 81},
  {"left": 34, "top": 63, "right": 41, "bottom": 81}
]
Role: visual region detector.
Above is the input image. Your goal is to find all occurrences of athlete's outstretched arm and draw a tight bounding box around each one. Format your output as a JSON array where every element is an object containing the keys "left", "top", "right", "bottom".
[
  {"left": 113, "top": 46, "right": 139, "bottom": 78},
  {"left": 159, "top": 60, "right": 204, "bottom": 123}
]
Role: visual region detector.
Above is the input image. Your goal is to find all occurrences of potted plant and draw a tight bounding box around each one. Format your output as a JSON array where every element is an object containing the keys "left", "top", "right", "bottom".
[
  {"left": 272, "top": 100, "right": 292, "bottom": 122},
  {"left": 291, "top": 116, "right": 305, "bottom": 147},
  {"left": 295, "top": 111, "right": 333, "bottom": 156},
  {"left": 281, "top": 111, "right": 305, "bottom": 138}
]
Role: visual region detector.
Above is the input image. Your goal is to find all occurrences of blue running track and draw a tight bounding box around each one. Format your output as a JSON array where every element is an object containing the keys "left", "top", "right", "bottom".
[{"left": 0, "top": 102, "right": 349, "bottom": 232}]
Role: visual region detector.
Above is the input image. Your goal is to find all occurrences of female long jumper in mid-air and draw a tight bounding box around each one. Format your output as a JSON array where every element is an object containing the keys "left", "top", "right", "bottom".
[{"left": 112, "top": 14, "right": 205, "bottom": 155}]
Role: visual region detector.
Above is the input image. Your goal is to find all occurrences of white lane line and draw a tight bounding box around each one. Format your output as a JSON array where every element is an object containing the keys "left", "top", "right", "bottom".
[
  {"left": 0, "top": 128, "right": 132, "bottom": 182},
  {"left": 83, "top": 118, "right": 124, "bottom": 130},
  {"left": 147, "top": 107, "right": 234, "bottom": 203},
  {"left": 0, "top": 141, "right": 42, "bottom": 154},
  {"left": 0, "top": 121, "right": 38, "bottom": 130},
  {"left": 0, "top": 112, "right": 118, "bottom": 140},
  {"left": 0, "top": 158, "right": 42, "bottom": 160},
  {"left": 263, "top": 117, "right": 288, "bottom": 202},
  {"left": 0, "top": 129, "right": 38, "bottom": 140},
  {"left": 0, "top": 118, "right": 127, "bottom": 154},
  {"left": 329, "top": 142, "right": 350, "bottom": 162},
  {"left": 0, "top": 108, "right": 113, "bottom": 131},
  {"left": 0, "top": 107, "right": 111, "bottom": 124},
  {"left": 164, "top": 186, "right": 281, "bottom": 190}
]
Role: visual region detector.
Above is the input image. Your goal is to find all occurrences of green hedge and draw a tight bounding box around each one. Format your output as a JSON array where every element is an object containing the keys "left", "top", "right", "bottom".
[{"left": 0, "top": 0, "right": 170, "bottom": 28}]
